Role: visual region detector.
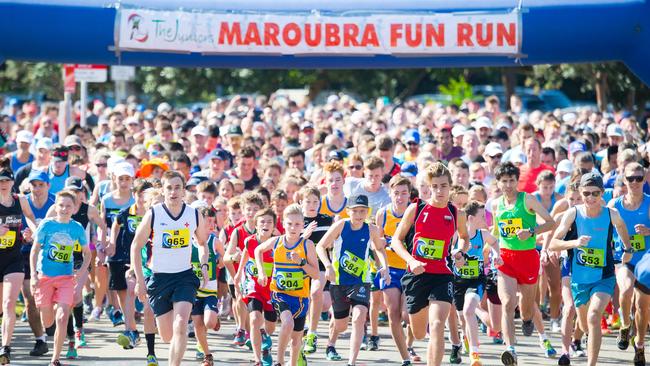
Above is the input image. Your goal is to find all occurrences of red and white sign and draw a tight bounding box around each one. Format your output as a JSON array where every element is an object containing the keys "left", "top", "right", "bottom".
[
  {"left": 117, "top": 9, "right": 521, "bottom": 56},
  {"left": 64, "top": 64, "right": 108, "bottom": 83},
  {"left": 63, "top": 65, "right": 76, "bottom": 93}
]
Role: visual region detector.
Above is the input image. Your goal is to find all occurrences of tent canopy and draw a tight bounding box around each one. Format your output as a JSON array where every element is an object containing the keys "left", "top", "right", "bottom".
[{"left": 1, "top": 0, "right": 649, "bottom": 85}]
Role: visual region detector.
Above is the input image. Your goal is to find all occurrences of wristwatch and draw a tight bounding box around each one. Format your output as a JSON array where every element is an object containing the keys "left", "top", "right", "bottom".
[
  {"left": 528, "top": 227, "right": 535, "bottom": 236},
  {"left": 299, "top": 258, "right": 307, "bottom": 267},
  {"left": 623, "top": 247, "right": 634, "bottom": 254}
]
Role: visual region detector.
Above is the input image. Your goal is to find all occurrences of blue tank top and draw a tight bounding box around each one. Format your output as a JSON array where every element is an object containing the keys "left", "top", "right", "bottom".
[
  {"left": 332, "top": 220, "right": 371, "bottom": 286},
  {"left": 20, "top": 193, "right": 56, "bottom": 253},
  {"left": 101, "top": 193, "right": 135, "bottom": 228},
  {"left": 569, "top": 205, "right": 614, "bottom": 284},
  {"left": 48, "top": 164, "right": 70, "bottom": 194},
  {"left": 454, "top": 229, "right": 485, "bottom": 280},
  {"left": 534, "top": 192, "right": 557, "bottom": 213},
  {"left": 612, "top": 194, "right": 650, "bottom": 266},
  {"left": 11, "top": 152, "right": 33, "bottom": 174}
]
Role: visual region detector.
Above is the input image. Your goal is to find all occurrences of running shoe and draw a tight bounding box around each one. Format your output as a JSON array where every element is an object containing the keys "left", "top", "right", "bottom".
[
  {"left": 320, "top": 312, "right": 329, "bottom": 321},
  {"left": 90, "top": 306, "right": 102, "bottom": 321},
  {"left": 401, "top": 361, "right": 412, "bottom": 366},
  {"left": 201, "top": 354, "right": 214, "bottom": 366},
  {"left": 262, "top": 349, "right": 273, "bottom": 366},
  {"left": 66, "top": 340, "right": 78, "bottom": 359},
  {"left": 297, "top": 350, "right": 307, "bottom": 366},
  {"left": 117, "top": 331, "right": 133, "bottom": 350},
  {"left": 633, "top": 338, "right": 646, "bottom": 366},
  {"left": 610, "top": 313, "right": 621, "bottom": 329},
  {"left": 378, "top": 312, "right": 388, "bottom": 324},
  {"left": 558, "top": 353, "right": 570, "bottom": 366},
  {"left": 188, "top": 322, "right": 195, "bottom": 339},
  {"left": 20, "top": 310, "right": 27, "bottom": 323},
  {"left": 462, "top": 335, "right": 470, "bottom": 355},
  {"left": 245, "top": 333, "right": 252, "bottom": 350},
  {"left": 303, "top": 333, "right": 317, "bottom": 354},
  {"left": 501, "top": 348, "right": 518, "bottom": 366},
  {"left": 551, "top": 318, "right": 561, "bottom": 333},
  {"left": 521, "top": 319, "right": 534, "bottom": 336},
  {"left": 470, "top": 351, "right": 482, "bottom": 366},
  {"left": 110, "top": 310, "right": 125, "bottom": 327},
  {"left": 326, "top": 346, "right": 342, "bottom": 361},
  {"left": 491, "top": 330, "right": 504, "bottom": 345},
  {"left": 129, "top": 331, "right": 141, "bottom": 348},
  {"left": 450, "top": 344, "right": 462, "bottom": 364},
  {"left": 408, "top": 347, "right": 421, "bottom": 362},
  {"left": 262, "top": 331, "right": 273, "bottom": 351},
  {"left": 367, "top": 335, "right": 379, "bottom": 351},
  {"left": 75, "top": 329, "right": 87, "bottom": 348},
  {"left": 30, "top": 339, "right": 48, "bottom": 356},
  {"left": 479, "top": 322, "right": 487, "bottom": 334},
  {"left": 618, "top": 326, "right": 632, "bottom": 350},
  {"left": 0, "top": 346, "right": 10, "bottom": 365},
  {"left": 233, "top": 329, "right": 246, "bottom": 346},
  {"left": 49, "top": 360, "right": 62, "bottom": 366},
  {"left": 360, "top": 334, "right": 367, "bottom": 350},
  {"left": 147, "top": 354, "right": 159, "bottom": 366},
  {"left": 196, "top": 344, "right": 204, "bottom": 359},
  {"left": 570, "top": 340, "right": 585, "bottom": 357},
  {"left": 541, "top": 339, "right": 557, "bottom": 358}
]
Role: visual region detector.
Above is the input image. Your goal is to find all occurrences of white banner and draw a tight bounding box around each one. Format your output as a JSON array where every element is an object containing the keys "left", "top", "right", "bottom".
[{"left": 117, "top": 9, "right": 521, "bottom": 56}]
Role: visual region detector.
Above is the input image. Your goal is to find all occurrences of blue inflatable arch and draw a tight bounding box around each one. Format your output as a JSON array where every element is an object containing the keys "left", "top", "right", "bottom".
[{"left": 1, "top": 0, "right": 649, "bottom": 85}]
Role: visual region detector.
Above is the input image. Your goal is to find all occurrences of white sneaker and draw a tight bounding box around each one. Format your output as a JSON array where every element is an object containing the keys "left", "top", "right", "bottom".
[{"left": 551, "top": 319, "right": 561, "bottom": 333}]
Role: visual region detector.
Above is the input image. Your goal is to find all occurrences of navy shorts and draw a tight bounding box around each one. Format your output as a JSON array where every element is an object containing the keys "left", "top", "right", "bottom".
[
  {"left": 147, "top": 269, "right": 200, "bottom": 317},
  {"left": 191, "top": 295, "right": 219, "bottom": 316},
  {"left": 373, "top": 268, "right": 406, "bottom": 292},
  {"left": 453, "top": 278, "right": 485, "bottom": 311}
]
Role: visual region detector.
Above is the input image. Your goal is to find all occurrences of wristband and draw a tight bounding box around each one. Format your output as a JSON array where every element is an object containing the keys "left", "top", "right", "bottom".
[
  {"left": 201, "top": 263, "right": 209, "bottom": 270},
  {"left": 299, "top": 258, "right": 307, "bottom": 267}
]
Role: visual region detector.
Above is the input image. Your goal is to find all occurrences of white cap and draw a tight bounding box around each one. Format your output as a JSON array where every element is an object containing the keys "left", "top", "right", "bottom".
[
  {"left": 495, "top": 121, "right": 512, "bottom": 130},
  {"left": 16, "top": 130, "right": 34, "bottom": 144},
  {"left": 35, "top": 137, "right": 53, "bottom": 150},
  {"left": 606, "top": 124, "right": 624, "bottom": 137},
  {"left": 125, "top": 117, "right": 139, "bottom": 125},
  {"left": 191, "top": 125, "right": 209, "bottom": 136},
  {"left": 484, "top": 142, "right": 504, "bottom": 157},
  {"left": 157, "top": 102, "right": 172, "bottom": 114},
  {"left": 451, "top": 124, "right": 467, "bottom": 138},
  {"left": 190, "top": 200, "right": 210, "bottom": 209},
  {"left": 512, "top": 151, "right": 527, "bottom": 164},
  {"left": 107, "top": 156, "right": 127, "bottom": 174},
  {"left": 562, "top": 113, "right": 577, "bottom": 124},
  {"left": 557, "top": 159, "right": 574, "bottom": 174},
  {"left": 327, "top": 95, "right": 340, "bottom": 104},
  {"left": 112, "top": 162, "right": 135, "bottom": 178},
  {"left": 472, "top": 116, "right": 493, "bottom": 131}
]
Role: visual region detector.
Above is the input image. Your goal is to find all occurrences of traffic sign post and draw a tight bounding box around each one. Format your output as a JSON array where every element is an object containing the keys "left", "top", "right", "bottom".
[
  {"left": 111, "top": 66, "right": 136, "bottom": 104},
  {"left": 62, "top": 64, "right": 108, "bottom": 127}
]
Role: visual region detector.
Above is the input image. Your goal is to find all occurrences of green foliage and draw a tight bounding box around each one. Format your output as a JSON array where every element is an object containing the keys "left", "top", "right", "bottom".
[
  {"left": 0, "top": 61, "right": 63, "bottom": 100},
  {"left": 438, "top": 76, "right": 474, "bottom": 106}
]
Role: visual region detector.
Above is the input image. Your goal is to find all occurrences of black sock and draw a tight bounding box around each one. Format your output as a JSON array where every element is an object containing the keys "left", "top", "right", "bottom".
[
  {"left": 145, "top": 333, "right": 155, "bottom": 356},
  {"left": 66, "top": 315, "right": 75, "bottom": 338},
  {"left": 45, "top": 324, "right": 56, "bottom": 337},
  {"left": 73, "top": 305, "right": 84, "bottom": 330}
]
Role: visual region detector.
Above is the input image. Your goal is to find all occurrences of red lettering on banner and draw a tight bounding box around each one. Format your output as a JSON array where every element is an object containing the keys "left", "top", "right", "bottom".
[
  {"left": 497, "top": 23, "right": 516, "bottom": 46},
  {"left": 457, "top": 23, "right": 473, "bottom": 46},
  {"left": 426, "top": 24, "right": 444, "bottom": 47},
  {"left": 405, "top": 24, "right": 422, "bottom": 47},
  {"left": 305, "top": 24, "right": 321, "bottom": 47},
  {"left": 325, "top": 23, "right": 340, "bottom": 46},
  {"left": 343, "top": 24, "right": 360, "bottom": 47},
  {"left": 390, "top": 24, "right": 402, "bottom": 47},
  {"left": 360, "top": 24, "right": 379, "bottom": 47},
  {"left": 219, "top": 22, "right": 243, "bottom": 45},
  {"left": 476, "top": 23, "right": 493, "bottom": 47},
  {"left": 264, "top": 23, "right": 280, "bottom": 46},
  {"left": 283, "top": 23, "right": 301, "bottom": 46},
  {"left": 243, "top": 23, "right": 262, "bottom": 46}
]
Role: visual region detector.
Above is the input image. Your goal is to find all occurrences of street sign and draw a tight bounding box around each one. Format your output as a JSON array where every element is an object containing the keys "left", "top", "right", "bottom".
[
  {"left": 63, "top": 65, "right": 76, "bottom": 93},
  {"left": 67, "top": 64, "right": 108, "bottom": 83},
  {"left": 111, "top": 65, "right": 136, "bottom": 81}
]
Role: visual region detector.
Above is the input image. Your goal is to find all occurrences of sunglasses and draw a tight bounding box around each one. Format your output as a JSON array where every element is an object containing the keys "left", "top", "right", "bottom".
[
  {"left": 407, "top": 142, "right": 419, "bottom": 146},
  {"left": 581, "top": 190, "right": 602, "bottom": 197},
  {"left": 348, "top": 165, "right": 363, "bottom": 170},
  {"left": 96, "top": 163, "right": 108, "bottom": 168},
  {"left": 625, "top": 176, "right": 644, "bottom": 183},
  {"left": 53, "top": 150, "right": 68, "bottom": 159},
  {"left": 68, "top": 145, "right": 82, "bottom": 151}
]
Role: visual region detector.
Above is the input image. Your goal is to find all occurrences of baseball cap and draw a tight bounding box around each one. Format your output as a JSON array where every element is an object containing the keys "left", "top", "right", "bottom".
[
  {"left": 300, "top": 122, "right": 314, "bottom": 131},
  {"left": 495, "top": 121, "right": 512, "bottom": 131},
  {"left": 187, "top": 175, "right": 208, "bottom": 188},
  {"left": 451, "top": 125, "right": 467, "bottom": 138},
  {"left": 400, "top": 162, "right": 418, "bottom": 178},
  {"left": 606, "top": 124, "right": 624, "bottom": 137},
  {"left": 580, "top": 172, "right": 604, "bottom": 190},
  {"left": 0, "top": 169, "right": 14, "bottom": 181},
  {"left": 328, "top": 150, "right": 345, "bottom": 162},
  {"left": 209, "top": 148, "right": 226, "bottom": 161},
  {"left": 125, "top": 117, "right": 140, "bottom": 125},
  {"left": 36, "top": 138, "right": 53, "bottom": 151},
  {"left": 16, "top": 130, "right": 34, "bottom": 145},
  {"left": 557, "top": 159, "right": 574, "bottom": 174},
  {"left": 28, "top": 170, "right": 49, "bottom": 184},
  {"left": 569, "top": 141, "right": 587, "bottom": 155},
  {"left": 52, "top": 145, "right": 69, "bottom": 162},
  {"left": 157, "top": 102, "right": 172, "bottom": 115},
  {"left": 491, "top": 129, "right": 509, "bottom": 141},
  {"left": 113, "top": 162, "right": 135, "bottom": 178},
  {"left": 347, "top": 194, "right": 369, "bottom": 208},
  {"left": 484, "top": 142, "right": 504, "bottom": 157},
  {"left": 404, "top": 129, "right": 420, "bottom": 144},
  {"left": 226, "top": 125, "right": 243, "bottom": 136},
  {"left": 64, "top": 176, "right": 84, "bottom": 191},
  {"left": 191, "top": 125, "right": 209, "bottom": 137},
  {"left": 472, "top": 116, "right": 493, "bottom": 131},
  {"left": 64, "top": 135, "right": 82, "bottom": 148}
]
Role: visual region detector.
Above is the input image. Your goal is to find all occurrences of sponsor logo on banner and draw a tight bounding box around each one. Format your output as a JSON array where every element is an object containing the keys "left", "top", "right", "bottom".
[{"left": 116, "top": 8, "right": 521, "bottom": 56}]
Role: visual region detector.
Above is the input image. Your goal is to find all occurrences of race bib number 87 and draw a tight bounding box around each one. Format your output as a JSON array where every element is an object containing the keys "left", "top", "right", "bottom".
[{"left": 415, "top": 237, "right": 445, "bottom": 260}]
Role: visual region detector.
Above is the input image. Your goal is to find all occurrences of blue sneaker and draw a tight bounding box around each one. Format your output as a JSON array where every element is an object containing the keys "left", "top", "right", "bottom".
[
  {"left": 233, "top": 329, "right": 246, "bottom": 346},
  {"left": 326, "top": 346, "right": 342, "bottom": 361},
  {"left": 261, "top": 349, "right": 273, "bottom": 366},
  {"left": 129, "top": 331, "right": 141, "bottom": 348},
  {"left": 117, "top": 331, "right": 132, "bottom": 349},
  {"left": 261, "top": 332, "right": 272, "bottom": 351},
  {"left": 541, "top": 339, "right": 557, "bottom": 358},
  {"left": 110, "top": 310, "right": 125, "bottom": 327}
]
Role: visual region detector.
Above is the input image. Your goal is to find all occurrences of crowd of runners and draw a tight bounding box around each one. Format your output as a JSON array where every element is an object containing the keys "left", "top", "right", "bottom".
[{"left": 0, "top": 93, "right": 648, "bottom": 366}]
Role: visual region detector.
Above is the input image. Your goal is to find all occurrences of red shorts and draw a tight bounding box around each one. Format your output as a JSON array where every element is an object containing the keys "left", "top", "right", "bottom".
[
  {"left": 35, "top": 275, "right": 75, "bottom": 307},
  {"left": 497, "top": 249, "right": 540, "bottom": 285},
  {"left": 244, "top": 289, "right": 274, "bottom": 312}
]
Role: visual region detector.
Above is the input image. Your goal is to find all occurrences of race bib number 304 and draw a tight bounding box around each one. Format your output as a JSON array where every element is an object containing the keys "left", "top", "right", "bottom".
[
  {"left": 162, "top": 228, "right": 190, "bottom": 249},
  {"left": 498, "top": 218, "right": 523, "bottom": 238}
]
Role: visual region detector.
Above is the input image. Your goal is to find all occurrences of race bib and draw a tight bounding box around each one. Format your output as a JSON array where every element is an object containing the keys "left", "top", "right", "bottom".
[
  {"left": 245, "top": 259, "right": 273, "bottom": 278},
  {"left": 458, "top": 260, "right": 480, "bottom": 279},
  {"left": 49, "top": 242, "right": 73, "bottom": 263},
  {"left": 340, "top": 250, "right": 365, "bottom": 277},
  {"left": 0, "top": 231, "right": 16, "bottom": 249},
  {"left": 162, "top": 228, "right": 190, "bottom": 249},
  {"left": 127, "top": 216, "right": 143, "bottom": 233},
  {"left": 498, "top": 218, "right": 522, "bottom": 238},
  {"left": 275, "top": 271, "right": 304, "bottom": 291},
  {"left": 191, "top": 262, "right": 214, "bottom": 279},
  {"left": 74, "top": 240, "right": 82, "bottom": 253},
  {"left": 415, "top": 237, "right": 445, "bottom": 260},
  {"left": 631, "top": 234, "right": 646, "bottom": 252},
  {"left": 578, "top": 248, "right": 605, "bottom": 268}
]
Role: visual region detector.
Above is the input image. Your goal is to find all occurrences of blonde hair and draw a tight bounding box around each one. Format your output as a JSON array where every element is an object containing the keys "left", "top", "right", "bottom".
[{"left": 283, "top": 203, "right": 304, "bottom": 220}]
